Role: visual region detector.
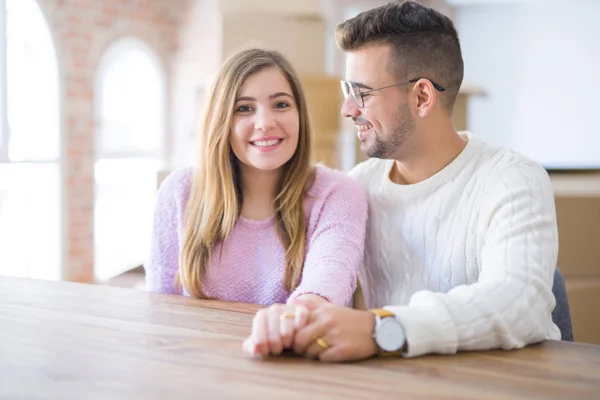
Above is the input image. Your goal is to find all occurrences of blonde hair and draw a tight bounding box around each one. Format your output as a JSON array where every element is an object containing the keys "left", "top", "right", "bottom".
[{"left": 179, "top": 49, "right": 314, "bottom": 298}]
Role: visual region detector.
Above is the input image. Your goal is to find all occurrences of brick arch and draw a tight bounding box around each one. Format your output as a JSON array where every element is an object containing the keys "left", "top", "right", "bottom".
[
  {"left": 89, "top": 24, "right": 171, "bottom": 84},
  {"left": 33, "top": 0, "right": 187, "bottom": 282}
]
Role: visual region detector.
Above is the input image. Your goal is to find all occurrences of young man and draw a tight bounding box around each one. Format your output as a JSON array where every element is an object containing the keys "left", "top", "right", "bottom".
[{"left": 244, "top": 0, "right": 560, "bottom": 361}]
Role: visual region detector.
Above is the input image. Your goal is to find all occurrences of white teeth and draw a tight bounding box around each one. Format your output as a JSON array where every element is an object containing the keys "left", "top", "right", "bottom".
[
  {"left": 253, "top": 139, "right": 281, "bottom": 147},
  {"left": 357, "top": 124, "right": 372, "bottom": 132}
]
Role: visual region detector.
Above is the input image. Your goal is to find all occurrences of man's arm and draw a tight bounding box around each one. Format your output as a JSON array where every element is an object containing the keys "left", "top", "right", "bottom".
[
  {"left": 293, "top": 161, "right": 561, "bottom": 362},
  {"left": 386, "top": 161, "right": 561, "bottom": 357}
]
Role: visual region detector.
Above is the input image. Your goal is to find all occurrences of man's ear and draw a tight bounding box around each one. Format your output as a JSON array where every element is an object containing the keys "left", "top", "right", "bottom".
[{"left": 414, "top": 79, "right": 436, "bottom": 118}]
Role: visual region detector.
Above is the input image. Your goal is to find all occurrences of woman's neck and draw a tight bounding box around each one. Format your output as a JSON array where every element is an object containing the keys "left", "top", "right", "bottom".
[{"left": 239, "top": 165, "right": 282, "bottom": 221}]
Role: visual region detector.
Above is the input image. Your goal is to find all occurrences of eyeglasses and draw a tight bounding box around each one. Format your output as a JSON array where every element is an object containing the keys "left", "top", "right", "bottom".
[{"left": 340, "top": 78, "right": 446, "bottom": 108}]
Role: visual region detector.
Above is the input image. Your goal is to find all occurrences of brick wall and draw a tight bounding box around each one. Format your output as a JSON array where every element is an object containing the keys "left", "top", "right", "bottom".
[{"left": 35, "top": 0, "right": 189, "bottom": 282}]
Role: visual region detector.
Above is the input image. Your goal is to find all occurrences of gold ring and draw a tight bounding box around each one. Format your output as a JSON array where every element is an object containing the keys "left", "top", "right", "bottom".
[
  {"left": 279, "top": 312, "right": 295, "bottom": 321},
  {"left": 316, "top": 337, "right": 329, "bottom": 350}
]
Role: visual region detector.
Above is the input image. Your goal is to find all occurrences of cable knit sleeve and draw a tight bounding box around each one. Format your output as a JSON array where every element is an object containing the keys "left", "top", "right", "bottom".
[
  {"left": 288, "top": 169, "right": 368, "bottom": 307},
  {"left": 386, "top": 161, "right": 561, "bottom": 357},
  {"left": 143, "top": 169, "right": 191, "bottom": 295}
]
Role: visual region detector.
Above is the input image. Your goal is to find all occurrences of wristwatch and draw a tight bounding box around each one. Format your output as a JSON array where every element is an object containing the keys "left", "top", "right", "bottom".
[{"left": 370, "top": 308, "right": 407, "bottom": 356}]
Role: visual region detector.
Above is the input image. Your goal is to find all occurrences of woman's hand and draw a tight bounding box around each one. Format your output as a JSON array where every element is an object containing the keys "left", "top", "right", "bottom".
[
  {"left": 243, "top": 303, "right": 311, "bottom": 357},
  {"left": 243, "top": 295, "right": 329, "bottom": 358}
]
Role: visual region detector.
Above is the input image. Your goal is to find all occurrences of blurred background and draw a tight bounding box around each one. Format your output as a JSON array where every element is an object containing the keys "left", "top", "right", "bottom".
[{"left": 0, "top": 0, "right": 598, "bottom": 343}]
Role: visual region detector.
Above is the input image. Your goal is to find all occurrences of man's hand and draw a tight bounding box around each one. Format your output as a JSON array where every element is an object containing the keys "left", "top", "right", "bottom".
[{"left": 292, "top": 302, "right": 379, "bottom": 362}]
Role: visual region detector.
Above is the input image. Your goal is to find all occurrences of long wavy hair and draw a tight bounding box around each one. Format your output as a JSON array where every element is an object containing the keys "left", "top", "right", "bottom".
[{"left": 179, "top": 49, "right": 314, "bottom": 298}]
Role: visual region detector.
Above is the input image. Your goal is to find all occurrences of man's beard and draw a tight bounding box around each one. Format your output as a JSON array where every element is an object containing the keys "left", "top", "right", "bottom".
[{"left": 364, "top": 102, "right": 415, "bottom": 159}]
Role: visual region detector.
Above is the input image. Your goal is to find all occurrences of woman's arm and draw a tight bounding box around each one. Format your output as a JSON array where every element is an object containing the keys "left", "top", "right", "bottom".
[
  {"left": 144, "top": 169, "right": 190, "bottom": 295},
  {"left": 288, "top": 172, "right": 368, "bottom": 306},
  {"left": 244, "top": 171, "right": 368, "bottom": 359}
]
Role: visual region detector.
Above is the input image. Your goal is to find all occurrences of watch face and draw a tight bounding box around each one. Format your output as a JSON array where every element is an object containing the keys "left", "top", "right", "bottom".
[{"left": 376, "top": 319, "right": 405, "bottom": 352}]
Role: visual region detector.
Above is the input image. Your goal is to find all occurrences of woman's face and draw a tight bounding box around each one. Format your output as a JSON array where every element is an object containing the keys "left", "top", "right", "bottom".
[{"left": 230, "top": 66, "right": 300, "bottom": 173}]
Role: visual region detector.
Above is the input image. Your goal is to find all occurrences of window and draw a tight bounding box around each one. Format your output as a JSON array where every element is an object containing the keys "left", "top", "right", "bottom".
[
  {"left": 0, "top": 0, "right": 61, "bottom": 280},
  {"left": 94, "top": 38, "right": 165, "bottom": 282}
]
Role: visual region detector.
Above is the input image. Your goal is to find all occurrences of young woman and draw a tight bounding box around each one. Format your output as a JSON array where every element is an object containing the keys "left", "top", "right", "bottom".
[{"left": 145, "top": 48, "right": 367, "bottom": 326}]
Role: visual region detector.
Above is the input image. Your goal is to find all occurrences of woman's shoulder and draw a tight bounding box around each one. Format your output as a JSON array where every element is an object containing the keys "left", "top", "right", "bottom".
[
  {"left": 307, "top": 164, "right": 367, "bottom": 201},
  {"left": 304, "top": 164, "right": 368, "bottom": 232},
  {"left": 156, "top": 167, "right": 194, "bottom": 205}
]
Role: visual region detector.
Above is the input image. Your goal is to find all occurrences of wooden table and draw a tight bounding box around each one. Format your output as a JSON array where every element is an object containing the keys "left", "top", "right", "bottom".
[{"left": 1, "top": 277, "right": 599, "bottom": 399}]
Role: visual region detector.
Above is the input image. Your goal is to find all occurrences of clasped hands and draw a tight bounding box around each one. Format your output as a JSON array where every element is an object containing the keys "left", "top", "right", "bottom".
[{"left": 242, "top": 300, "right": 378, "bottom": 362}]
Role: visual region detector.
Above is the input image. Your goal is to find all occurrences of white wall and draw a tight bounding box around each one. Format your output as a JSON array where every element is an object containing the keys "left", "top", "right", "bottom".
[{"left": 457, "top": 0, "right": 600, "bottom": 169}]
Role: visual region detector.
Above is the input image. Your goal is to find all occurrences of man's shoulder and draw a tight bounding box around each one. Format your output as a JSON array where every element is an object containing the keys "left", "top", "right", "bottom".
[
  {"left": 475, "top": 139, "right": 550, "bottom": 183},
  {"left": 469, "top": 137, "right": 552, "bottom": 199},
  {"left": 347, "top": 158, "right": 390, "bottom": 187}
]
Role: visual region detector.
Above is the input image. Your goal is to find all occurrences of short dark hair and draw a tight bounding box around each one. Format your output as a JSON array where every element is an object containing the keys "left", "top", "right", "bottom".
[{"left": 336, "top": 1, "right": 464, "bottom": 111}]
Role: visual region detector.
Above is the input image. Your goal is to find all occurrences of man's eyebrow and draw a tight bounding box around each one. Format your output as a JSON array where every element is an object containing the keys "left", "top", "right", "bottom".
[
  {"left": 350, "top": 81, "right": 374, "bottom": 90},
  {"left": 235, "top": 92, "right": 294, "bottom": 102}
]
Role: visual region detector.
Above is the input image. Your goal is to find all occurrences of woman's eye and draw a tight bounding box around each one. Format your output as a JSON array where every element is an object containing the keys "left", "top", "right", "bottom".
[
  {"left": 274, "top": 102, "right": 290, "bottom": 109},
  {"left": 235, "top": 105, "right": 253, "bottom": 113}
]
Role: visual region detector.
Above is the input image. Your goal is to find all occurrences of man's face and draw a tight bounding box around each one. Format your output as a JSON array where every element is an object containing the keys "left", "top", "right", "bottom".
[{"left": 341, "top": 45, "right": 415, "bottom": 159}]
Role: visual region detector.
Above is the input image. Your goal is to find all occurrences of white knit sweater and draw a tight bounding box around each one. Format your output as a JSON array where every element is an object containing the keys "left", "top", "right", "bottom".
[{"left": 349, "top": 132, "right": 561, "bottom": 358}]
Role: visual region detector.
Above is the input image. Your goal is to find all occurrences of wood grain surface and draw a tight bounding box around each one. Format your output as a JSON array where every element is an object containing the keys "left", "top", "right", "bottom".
[{"left": 1, "top": 276, "right": 599, "bottom": 399}]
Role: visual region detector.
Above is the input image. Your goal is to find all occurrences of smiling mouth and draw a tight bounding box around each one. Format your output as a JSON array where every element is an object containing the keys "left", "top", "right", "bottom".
[
  {"left": 356, "top": 124, "right": 373, "bottom": 141},
  {"left": 250, "top": 139, "right": 283, "bottom": 147}
]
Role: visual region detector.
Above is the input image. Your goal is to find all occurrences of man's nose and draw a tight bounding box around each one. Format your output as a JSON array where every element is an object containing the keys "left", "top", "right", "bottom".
[{"left": 341, "top": 95, "right": 360, "bottom": 119}]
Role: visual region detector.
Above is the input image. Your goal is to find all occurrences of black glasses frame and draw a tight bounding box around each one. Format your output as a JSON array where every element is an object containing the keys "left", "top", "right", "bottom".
[{"left": 341, "top": 78, "right": 446, "bottom": 108}]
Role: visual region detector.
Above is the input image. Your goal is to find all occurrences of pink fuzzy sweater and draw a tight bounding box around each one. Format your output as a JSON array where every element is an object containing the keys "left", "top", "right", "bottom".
[{"left": 144, "top": 165, "right": 368, "bottom": 306}]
